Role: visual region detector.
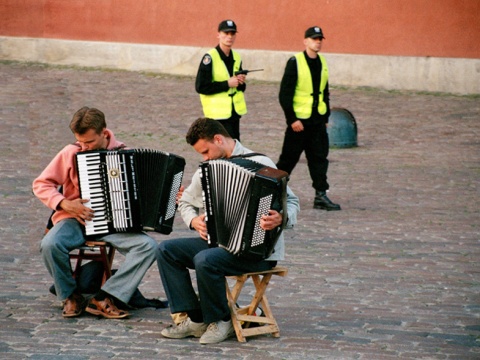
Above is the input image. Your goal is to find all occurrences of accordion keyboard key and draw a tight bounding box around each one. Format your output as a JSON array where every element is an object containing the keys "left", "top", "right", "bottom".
[{"left": 77, "top": 153, "right": 110, "bottom": 235}]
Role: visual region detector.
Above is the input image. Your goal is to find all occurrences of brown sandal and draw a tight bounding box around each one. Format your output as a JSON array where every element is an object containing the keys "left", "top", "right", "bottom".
[
  {"left": 85, "top": 297, "right": 130, "bottom": 319},
  {"left": 62, "top": 293, "right": 86, "bottom": 318}
]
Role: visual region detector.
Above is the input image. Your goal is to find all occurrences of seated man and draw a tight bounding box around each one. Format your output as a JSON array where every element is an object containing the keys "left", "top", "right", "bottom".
[
  {"left": 157, "top": 118, "right": 300, "bottom": 344},
  {"left": 33, "top": 107, "right": 158, "bottom": 319}
]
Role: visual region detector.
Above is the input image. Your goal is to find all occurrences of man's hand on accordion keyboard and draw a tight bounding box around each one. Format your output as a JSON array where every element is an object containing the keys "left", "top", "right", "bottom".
[
  {"left": 260, "top": 210, "right": 282, "bottom": 231},
  {"left": 176, "top": 185, "right": 184, "bottom": 205},
  {"left": 59, "top": 198, "right": 94, "bottom": 226},
  {"left": 190, "top": 214, "right": 208, "bottom": 241}
]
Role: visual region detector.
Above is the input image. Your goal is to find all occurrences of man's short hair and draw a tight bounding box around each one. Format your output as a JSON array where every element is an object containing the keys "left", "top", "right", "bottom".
[
  {"left": 186, "top": 117, "right": 231, "bottom": 146},
  {"left": 70, "top": 107, "right": 106, "bottom": 135}
]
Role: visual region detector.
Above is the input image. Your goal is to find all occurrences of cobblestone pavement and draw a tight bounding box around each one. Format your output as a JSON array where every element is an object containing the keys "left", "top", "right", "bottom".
[{"left": 1, "top": 61, "right": 479, "bottom": 359}]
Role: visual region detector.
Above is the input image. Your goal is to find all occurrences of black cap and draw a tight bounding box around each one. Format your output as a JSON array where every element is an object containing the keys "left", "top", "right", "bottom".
[
  {"left": 305, "top": 26, "right": 325, "bottom": 39},
  {"left": 218, "top": 20, "right": 237, "bottom": 33}
]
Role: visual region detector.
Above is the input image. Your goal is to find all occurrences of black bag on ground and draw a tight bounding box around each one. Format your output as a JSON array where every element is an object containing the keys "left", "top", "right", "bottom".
[{"left": 48, "top": 260, "right": 167, "bottom": 309}]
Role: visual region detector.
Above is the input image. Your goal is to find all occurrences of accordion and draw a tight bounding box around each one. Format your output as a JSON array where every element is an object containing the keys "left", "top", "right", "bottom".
[
  {"left": 200, "top": 157, "right": 289, "bottom": 260},
  {"left": 76, "top": 148, "right": 185, "bottom": 236}
]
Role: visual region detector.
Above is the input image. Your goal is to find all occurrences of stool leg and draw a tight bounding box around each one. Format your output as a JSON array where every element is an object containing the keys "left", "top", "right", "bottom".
[
  {"left": 252, "top": 274, "right": 280, "bottom": 338},
  {"left": 248, "top": 274, "right": 272, "bottom": 315},
  {"left": 99, "top": 246, "right": 108, "bottom": 285},
  {"left": 72, "top": 249, "right": 86, "bottom": 279},
  {"left": 106, "top": 246, "right": 115, "bottom": 278},
  {"left": 226, "top": 279, "right": 247, "bottom": 343}
]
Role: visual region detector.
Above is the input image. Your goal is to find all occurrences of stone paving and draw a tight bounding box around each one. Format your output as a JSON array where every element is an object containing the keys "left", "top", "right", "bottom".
[{"left": 0, "top": 61, "right": 479, "bottom": 359}]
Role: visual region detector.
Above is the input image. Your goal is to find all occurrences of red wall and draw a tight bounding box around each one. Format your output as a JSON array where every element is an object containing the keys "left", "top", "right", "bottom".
[{"left": 1, "top": 0, "right": 479, "bottom": 58}]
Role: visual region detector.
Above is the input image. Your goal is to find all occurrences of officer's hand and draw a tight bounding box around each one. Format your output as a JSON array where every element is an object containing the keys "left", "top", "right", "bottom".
[
  {"left": 291, "top": 120, "right": 304, "bottom": 132},
  {"left": 236, "top": 74, "right": 246, "bottom": 85},
  {"left": 228, "top": 76, "right": 240, "bottom": 88}
]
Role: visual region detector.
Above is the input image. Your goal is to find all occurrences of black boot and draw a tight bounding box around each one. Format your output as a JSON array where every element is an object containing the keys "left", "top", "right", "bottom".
[{"left": 314, "top": 191, "right": 341, "bottom": 211}]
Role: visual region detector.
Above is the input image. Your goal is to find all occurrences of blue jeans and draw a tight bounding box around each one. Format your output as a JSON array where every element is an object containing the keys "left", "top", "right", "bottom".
[
  {"left": 41, "top": 218, "right": 158, "bottom": 303},
  {"left": 157, "top": 237, "right": 276, "bottom": 324}
]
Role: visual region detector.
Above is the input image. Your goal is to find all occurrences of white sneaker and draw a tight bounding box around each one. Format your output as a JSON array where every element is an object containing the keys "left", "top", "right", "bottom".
[
  {"left": 161, "top": 317, "right": 207, "bottom": 339},
  {"left": 199, "top": 320, "right": 235, "bottom": 344}
]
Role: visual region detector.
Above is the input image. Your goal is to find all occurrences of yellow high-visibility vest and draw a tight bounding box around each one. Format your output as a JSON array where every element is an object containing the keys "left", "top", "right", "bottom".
[
  {"left": 293, "top": 52, "right": 328, "bottom": 119},
  {"left": 200, "top": 49, "right": 247, "bottom": 119}
]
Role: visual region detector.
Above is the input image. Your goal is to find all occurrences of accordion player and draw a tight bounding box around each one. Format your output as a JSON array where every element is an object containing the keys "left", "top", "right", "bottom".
[
  {"left": 76, "top": 148, "right": 185, "bottom": 236},
  {"left": 200, "top": 157, "right": 289, "bottom": 261}
]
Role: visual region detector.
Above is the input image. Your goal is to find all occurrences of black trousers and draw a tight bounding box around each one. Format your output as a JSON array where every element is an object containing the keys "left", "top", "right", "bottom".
[
  {"left": 276, "top": 121, "right": 330, "bottom": 192},
  {"left": 157, "top": 237, "right": 275, "bottom": 324}
]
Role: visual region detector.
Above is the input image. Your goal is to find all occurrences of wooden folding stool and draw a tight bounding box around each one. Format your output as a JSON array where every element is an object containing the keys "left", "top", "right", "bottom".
[
  {"left": 69, "top": 241, "right": 116, "bottom": 286},
  {"left": 226, "top": 266, "right": 288, "bottom": 343},
  {"left": 44, "top": 208, "right": 115, "bottom": 287}
]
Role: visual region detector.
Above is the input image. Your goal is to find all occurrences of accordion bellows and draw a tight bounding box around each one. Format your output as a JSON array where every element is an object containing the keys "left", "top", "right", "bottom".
[
  {"left": 200, "top": 157, "right": 289, "bottom": 260},
  {"left": 76, "top": 149, "right": 185, "bottom": 236}
]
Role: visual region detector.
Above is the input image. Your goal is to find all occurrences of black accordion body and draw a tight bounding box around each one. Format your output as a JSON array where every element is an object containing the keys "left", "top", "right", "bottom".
[
  {"left": 200, "top": 157, "right": 289, "bottom": 260},
  {"left": 76, "top": 149, "right": 185, "bottom": 236}
]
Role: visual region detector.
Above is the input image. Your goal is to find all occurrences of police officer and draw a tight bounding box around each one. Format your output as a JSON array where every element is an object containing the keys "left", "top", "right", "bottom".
[
  {"left": 276, "top": 26, "right": 341, "bottom": 211},
  {"left": 195, "top": 20, "right": 247, "bottom": 141}
]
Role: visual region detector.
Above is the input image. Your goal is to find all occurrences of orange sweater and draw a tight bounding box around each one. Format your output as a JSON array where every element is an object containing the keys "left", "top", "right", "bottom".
[{"left": 32, "top": 129, "right": 125, "bottom": 225}]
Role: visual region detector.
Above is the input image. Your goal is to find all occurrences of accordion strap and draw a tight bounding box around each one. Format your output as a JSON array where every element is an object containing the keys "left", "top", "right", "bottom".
[{"left": 229, "top": 152, "right": 266, "bottom": 159}]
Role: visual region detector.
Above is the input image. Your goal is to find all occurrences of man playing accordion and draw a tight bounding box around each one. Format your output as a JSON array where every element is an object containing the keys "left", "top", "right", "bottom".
[
  {"left": 157, "top": 117, "right": 300, "bottom": 344},
  {"left": 33, "top": 107, "right": 158, "bottom": 319}
]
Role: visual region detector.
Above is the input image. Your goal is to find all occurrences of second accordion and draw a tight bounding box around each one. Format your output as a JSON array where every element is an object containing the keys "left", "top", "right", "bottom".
[
  {"left": 200, "top": 157, "right": 289, "bottom": 260},
  {"left": 76, "top": 148, "right": 185, "bottom": 236}
]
